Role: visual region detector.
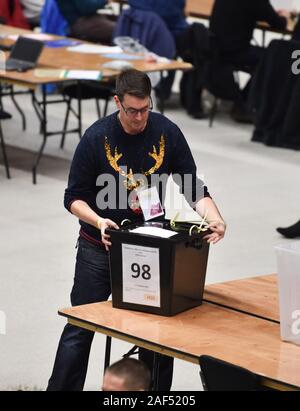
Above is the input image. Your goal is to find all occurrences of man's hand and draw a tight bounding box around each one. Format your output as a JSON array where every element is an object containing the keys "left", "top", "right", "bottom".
[
  {"left": 97, "top": 218, "right": 119, "bottom": 251},
  {"left": 203, "top": 221, "right": 226, "bottom": 244},
  {"left": 277, "top": 9, "right": 292, "bottom": 19}
]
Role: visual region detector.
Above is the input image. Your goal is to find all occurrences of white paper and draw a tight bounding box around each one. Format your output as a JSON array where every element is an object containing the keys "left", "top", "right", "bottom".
[
  {"left": 122, "top": 244, "right": 161, "bottom": 307},
  {"left": 137, "top": 186, "right": 164, "bottom": 221},
  {"left": 130, "top": 226, "right": 176, "bottom": 238},
  {"left": 63, "top": 70, "right": 102, "bottom": 80},
  {"left": 8, "top": 33, "right": 54, "bottom": 41},
  {"left": 67, "top": 44, "right": 123, "bottom": 54}
]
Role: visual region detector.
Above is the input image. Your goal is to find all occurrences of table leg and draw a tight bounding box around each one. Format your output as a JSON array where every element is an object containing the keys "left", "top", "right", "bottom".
[
  {"left": 0, "top": 121, "right": 10, "bottom": 179},
  {"left": 32, "top": 85, "right": 47, "bottom": 184},
  {"left": 104, "top": 336, "right": 112, "bottom": 372}
]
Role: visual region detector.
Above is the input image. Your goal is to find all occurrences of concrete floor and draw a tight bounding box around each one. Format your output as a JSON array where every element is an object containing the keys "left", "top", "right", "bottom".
[{"left": 0, "top": 85, "right": 300, "bottom": 391}]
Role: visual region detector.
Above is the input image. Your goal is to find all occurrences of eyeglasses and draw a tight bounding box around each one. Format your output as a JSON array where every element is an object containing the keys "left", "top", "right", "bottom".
[{"left": 120, "top": 97, "right": 153, "bottom": 117}]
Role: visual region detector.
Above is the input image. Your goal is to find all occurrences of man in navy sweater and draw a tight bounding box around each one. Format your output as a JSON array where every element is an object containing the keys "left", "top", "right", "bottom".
[
  {"left": 56, "top": 0, "right": 116, "bottom": 44},
  {"left": 47, "top": 69, "right": 226, "bottom": 391}
]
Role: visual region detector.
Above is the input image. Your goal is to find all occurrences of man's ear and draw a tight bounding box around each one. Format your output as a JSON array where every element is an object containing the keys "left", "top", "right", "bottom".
[{"left": 114, "top": 95, "right": 120, "bottom": 106}]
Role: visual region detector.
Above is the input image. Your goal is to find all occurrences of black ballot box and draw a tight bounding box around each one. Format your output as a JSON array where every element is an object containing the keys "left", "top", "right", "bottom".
[{"left": 106, "top": 220, "right": 210, "bottom": 316}]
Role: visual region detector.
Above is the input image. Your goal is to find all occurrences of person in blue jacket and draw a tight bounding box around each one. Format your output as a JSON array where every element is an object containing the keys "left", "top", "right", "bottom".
[
  {"left": 56, "top": 0, "right": 116, "bottom": 44},
  {"left": 128, "top": 0, "right": 188, "bottom": 41},
  {"left": 128, "top": 0, "right": 208, "bottom": 119}
]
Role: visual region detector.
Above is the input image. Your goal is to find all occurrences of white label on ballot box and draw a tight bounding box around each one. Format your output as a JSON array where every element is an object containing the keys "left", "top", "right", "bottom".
[{"left": 122, "top": 244, "right": 161, "bottom": 307}]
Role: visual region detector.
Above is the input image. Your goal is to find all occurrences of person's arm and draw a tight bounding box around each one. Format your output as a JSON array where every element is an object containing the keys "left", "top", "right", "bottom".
[
  {"left": 64, "top": 129, "right": 118, "bottom": 251},
  {"left": 255, "top": 0, "right": 289, "bottom": 30},
  {"left": 70, "top": 200, "right": 119, "bottom": 250},
  {"left": 195, "top": 197, "right": 226, "bottom": 244},
  {"left": 73, "top": 0, "right": 107, "bottom": 16}
]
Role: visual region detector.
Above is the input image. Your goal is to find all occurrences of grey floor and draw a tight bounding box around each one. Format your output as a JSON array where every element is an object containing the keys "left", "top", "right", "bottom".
[{"left": 0, "top": 84, "right": 299, "bottom": 391}]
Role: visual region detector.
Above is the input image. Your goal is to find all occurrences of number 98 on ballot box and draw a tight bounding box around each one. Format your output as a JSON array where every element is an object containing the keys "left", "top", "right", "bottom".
[{"left": 106, "top": 220, "right": 210, "bottom": 316}]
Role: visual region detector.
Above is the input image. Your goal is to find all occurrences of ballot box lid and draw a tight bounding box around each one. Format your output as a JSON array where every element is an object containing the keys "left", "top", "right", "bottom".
[{"left": 106, "top": 219, "right": 210, "bottom": 243}]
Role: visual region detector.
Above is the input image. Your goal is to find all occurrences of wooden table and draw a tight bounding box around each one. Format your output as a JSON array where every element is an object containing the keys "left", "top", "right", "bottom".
[
  {"left": 59, "top": 275, "right": 300, "bottom": 391},
  {"left": 0, "top": 24, "right": 191, "bottom": 183},
  {"left": 204, "top": 274, "right": 279, "bottom": 322}
]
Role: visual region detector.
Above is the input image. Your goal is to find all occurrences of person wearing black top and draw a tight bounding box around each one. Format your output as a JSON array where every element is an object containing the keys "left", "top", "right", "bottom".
[
  {"left": 210, "top": 0, "right": 290, "bottom": 122},
  {"left": 47, "top": 69, "right": 226, "bottom": 391}
]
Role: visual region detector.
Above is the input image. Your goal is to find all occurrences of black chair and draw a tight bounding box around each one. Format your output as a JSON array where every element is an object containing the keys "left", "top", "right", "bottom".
[
  {"left": 199, "top": 355, "right": 271, "bottom": 391},
  {"left": 59, "top": 81, "right": 114, "bottom": 149},
  {"left": 0, "top": 120, "right": 10, "bottom": 178}
]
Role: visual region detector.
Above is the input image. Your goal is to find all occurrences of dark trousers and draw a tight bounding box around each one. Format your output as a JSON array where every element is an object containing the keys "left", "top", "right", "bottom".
[
  {"left": 70, "top": 15, "right": 117, "bottom": 45},
  {"left": 222, "top": 45, "right": 265, "bottom": 103},
  {"left": 222, "top": 45, "right": 265, "bottom": 74},
  {"left": 47, "top": 237, "right": 173, "bottom": 391}
]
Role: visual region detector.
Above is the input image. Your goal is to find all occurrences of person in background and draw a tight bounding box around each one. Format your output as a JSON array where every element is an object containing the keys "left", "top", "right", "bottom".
[
  {"left": 56, "top": 0, "right": 116, "bottom": 45},
  {"left": 210, "top": 0, "right": 291, "bottom": 123},
  {"left": 102, "top": 358, "right": 151, "bottom": 391},
  {"left": 128, "top": 0, "right": 208, "bottom": 119},
  {"left": 46, "top": 69, "right": 226, "bottom": 391},
  {"left": 277, "top": 220, "right": 300, "bottom": 238},
  {"left": 20, "top": 0, "right": 44, "bottom": 28}
]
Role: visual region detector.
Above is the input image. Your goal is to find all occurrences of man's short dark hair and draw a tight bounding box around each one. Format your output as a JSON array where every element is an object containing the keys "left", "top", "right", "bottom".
[
  {"left": 115, "top": 69, "right": 152, "bottom": 101},
  {"left": 106, "top": 358, "right": 151, "bottom": 390}
]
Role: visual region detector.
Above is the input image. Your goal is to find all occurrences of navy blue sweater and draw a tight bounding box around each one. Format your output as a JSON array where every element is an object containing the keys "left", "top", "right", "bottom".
[{"left": 64, "top": 112, "right": 210, "bottom": 243}]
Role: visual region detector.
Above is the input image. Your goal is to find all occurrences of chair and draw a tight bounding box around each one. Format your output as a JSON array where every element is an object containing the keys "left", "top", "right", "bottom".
[
  {"left": 114, "top": 9, "right": 176, "bottom": 59},
  {"left": 199, "top": 355, "right": 270, "bottom": 391},
  {"left": 0, "top": 120, "right": 10, "bottom": 179},
  {"left": 60, "top": 81, "right": 114, "bottom": 149}
]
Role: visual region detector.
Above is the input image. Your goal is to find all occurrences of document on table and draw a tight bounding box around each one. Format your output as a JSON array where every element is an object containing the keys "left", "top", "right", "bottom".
[
  {"left": 67, "top": 44, "right": 123, "bottom": 54},
  {"left": 34, "top": 69, "right": 102, "bottom": 80}
]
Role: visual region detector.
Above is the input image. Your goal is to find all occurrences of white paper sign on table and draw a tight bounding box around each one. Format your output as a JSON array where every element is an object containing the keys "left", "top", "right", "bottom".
[{"left": 122, "top": 244, "right": 161, "bottom": 307}]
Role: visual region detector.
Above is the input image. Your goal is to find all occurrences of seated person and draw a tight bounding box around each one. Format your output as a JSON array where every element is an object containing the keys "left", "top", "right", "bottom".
[
  {"left": 129, "top": 0, "right": 188, "bottom": 42},
  {"left": 128, "top": 0, "right": 207, "bottom": 119},
  {"left": 210, "top": 0, "right": 291, "bottom": 122},
  {"left": 277, "top": 220, "right": 300, "bottom": 238},
  {"left": 0, "top": 0, "right": 30, "bottom": 28},
  {"left": 20, "top": 0, "right": 44, "bottom": 28},
  {"left": 56, "top": 0, "right": 116, "bottom": 45},
  {"left": 102, "top": 358, "right": 151, "bottom": 391}
]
